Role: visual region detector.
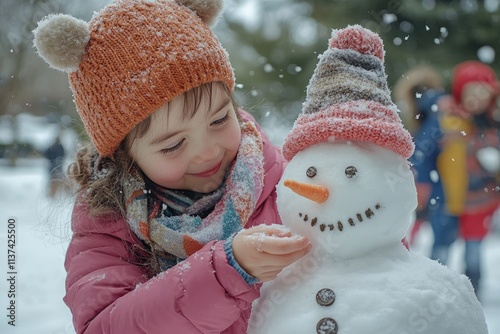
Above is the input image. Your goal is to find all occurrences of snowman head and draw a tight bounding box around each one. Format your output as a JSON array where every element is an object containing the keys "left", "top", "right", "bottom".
[
  {"left": 278, "top": 25, "right": 416, "bottom": 258},
  {"left": 277, "top": 141, "right": 417, "bottom": 258}
]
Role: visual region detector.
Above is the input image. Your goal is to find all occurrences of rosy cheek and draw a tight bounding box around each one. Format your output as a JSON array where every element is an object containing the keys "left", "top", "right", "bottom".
[
  {"left": 228, "top": 125, "right": 242, "bottom": 152},
  {"left": 151, "top": 163, "right": 186, "bottom": 186}
]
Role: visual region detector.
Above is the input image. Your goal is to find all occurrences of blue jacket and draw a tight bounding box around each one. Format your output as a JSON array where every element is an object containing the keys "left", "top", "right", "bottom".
[{"left": 410, "top": 89, "right": 446, "bottom": 211}]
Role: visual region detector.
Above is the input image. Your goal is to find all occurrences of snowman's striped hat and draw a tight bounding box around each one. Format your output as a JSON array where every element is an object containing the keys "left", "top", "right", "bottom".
[{"left": 282, "top": 25, "right": 414, "bottom": 161}]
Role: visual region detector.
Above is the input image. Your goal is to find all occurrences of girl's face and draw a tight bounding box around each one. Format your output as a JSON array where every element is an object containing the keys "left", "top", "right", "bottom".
[
  {"left": 129, "top": 85, "right": 241, "bottom": 193},
  {"left": 462, "top": 82, "right": 495, "bottom": 115}
]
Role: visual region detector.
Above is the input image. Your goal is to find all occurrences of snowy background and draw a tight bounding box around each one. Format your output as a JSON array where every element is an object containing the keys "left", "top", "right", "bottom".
[{"left": 0, "top": 115, "right": 499, "bottom": 334}]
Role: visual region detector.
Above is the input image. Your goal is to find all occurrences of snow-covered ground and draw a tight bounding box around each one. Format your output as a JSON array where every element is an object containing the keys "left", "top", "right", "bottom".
[
  {"left": 0, "top": 159, "right": 74, "bottom": 334},
  {"left": 0, "top": 159, "right": 499, "bottom": 334}
]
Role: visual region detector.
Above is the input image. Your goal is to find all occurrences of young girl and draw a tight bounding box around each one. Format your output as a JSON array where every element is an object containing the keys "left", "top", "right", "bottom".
[{"left": 33, "top": 0, "right": 311, "bottom": 333}]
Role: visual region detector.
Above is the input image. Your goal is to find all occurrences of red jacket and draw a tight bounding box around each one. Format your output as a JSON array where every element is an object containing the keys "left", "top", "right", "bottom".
[{"left": 64, "top": 112, "right": 285, "bottom": 333}]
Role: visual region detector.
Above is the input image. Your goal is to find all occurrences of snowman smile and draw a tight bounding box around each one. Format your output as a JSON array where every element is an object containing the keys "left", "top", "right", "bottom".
[{"left": 298, "top": 203, "right": 382, "bottom": 232}]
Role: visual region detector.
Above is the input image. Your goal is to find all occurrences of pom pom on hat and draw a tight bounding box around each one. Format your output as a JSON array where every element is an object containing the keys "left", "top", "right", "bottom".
[
  {"left": 32, "top": 0, "right": 234, "bottom": 157},
  {"left": 178, "top": 0, "right": 224, "bottom": 26},
  {"left": 33, "top": 14, "right": 90, "bottom": 73},
  {"left": 329, "top": 24, "right": 385, "bottom": 62},
  {"left": 282, "top": 25, "right": 414, "bottom": 161}
]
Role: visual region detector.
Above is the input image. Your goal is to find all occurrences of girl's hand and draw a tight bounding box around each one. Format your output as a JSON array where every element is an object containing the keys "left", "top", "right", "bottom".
[{"left": 232, "top": 225, "right": 311, "bottom": 282}]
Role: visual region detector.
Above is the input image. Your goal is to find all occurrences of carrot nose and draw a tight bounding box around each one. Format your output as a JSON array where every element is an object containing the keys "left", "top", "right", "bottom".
[{"left": 283, "top": 179, "right": 329, "bottom": 203}]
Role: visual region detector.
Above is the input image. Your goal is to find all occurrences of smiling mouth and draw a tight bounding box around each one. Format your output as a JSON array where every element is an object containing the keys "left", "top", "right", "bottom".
[
  {"left": 298, "top": 203, "right": 382, "bottom": 232},
  {"left": 193, "top": 161, "right": 223, "bottom": 177}
]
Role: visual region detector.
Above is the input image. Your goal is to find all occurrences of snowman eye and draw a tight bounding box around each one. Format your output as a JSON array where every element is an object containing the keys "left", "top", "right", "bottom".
[
  {"left": 345, "top": 166, "right": 357, "bottom": 178},
  {"left": 306, "top": 166, "right": 317, "bottom": 178}
]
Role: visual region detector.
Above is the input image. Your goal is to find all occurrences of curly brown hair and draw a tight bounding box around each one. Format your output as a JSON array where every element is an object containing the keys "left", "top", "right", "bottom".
[{"left": 67, "top": 82, "right": 239, "bottom": 218}]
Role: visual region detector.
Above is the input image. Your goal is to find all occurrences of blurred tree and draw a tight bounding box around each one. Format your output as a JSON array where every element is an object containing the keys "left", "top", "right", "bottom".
[
  {"left": 1, "top": 0, "right": 65, "bottom": 118},
  {"left": 221, "top": 0, "right": 332, "bottom": 130},
  {"left": 0, "top": 0, "right": 110, "bottom": 165},
  {"left": 371, "top": 0, "right": 500, "bottom": 86},
  {"left": 0, "top": 0, "right": 65, "bottom": 165}
]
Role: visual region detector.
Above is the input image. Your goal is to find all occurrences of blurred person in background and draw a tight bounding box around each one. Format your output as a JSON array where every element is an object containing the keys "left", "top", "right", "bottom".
[
  {"left": 435, "top": 60, "right": 500, "bottom": 296},
  {"left": 393, "top": 65, "right": 446, "bottom": 246},
  {"left": 44, "top": 133, "right": 66, "bottom": 198}
]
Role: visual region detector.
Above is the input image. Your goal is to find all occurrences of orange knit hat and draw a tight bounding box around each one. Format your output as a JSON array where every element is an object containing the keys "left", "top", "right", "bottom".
[{"left": 33, "top": 0, "right": 234, "bottom": 156}]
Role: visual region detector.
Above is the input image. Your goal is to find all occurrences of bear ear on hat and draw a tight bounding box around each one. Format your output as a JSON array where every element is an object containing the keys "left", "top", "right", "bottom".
[
  {"left": 33, "top": 14, "right": 90, "bottom": 73},
  {"left": 176, "top": 0, "right": 224, "bottom": 26}
]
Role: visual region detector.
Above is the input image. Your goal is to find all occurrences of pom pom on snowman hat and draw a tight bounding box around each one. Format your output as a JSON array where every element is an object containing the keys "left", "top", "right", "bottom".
[{"left": 282, "top": 25, "right": 414, "bottom": 161}]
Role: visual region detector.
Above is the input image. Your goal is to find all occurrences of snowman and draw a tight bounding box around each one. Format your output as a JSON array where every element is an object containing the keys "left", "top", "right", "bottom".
[{"left": 247, "top": 25, "right": 487, "bottom": 334}]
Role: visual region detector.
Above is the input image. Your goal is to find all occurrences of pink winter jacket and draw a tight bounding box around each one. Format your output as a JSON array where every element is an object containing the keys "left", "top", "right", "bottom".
[{"left": 64, "top": 112, "right": 285, "bottom": 334}]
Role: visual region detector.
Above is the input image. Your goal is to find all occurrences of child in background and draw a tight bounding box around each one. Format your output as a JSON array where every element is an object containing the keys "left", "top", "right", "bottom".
[
  {"left": 33, "top": 0, "right": 311, "bottom": 333},
  {"left": 393, "top": 65, "right": 446, "bottom": 245},
  {"left": 435, "top": 60, "right": 500, "bottom": 296}
]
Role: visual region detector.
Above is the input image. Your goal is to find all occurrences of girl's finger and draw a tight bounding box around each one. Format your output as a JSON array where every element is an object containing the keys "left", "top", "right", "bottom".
[
  {"left": 250, "top": 244, "right": 312, "bottom": 268},
  {"left": 247, "top": 234, "right": 310, "bottom": 255},
  {"left": 242, "top": 224, "right": 292, "bottom": 238}
]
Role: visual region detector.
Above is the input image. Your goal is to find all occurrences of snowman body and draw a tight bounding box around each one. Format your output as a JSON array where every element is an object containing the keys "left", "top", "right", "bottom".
[
  {"left": 248, "top": 141, "right": 487, "bottom": 334},
  {"left": 249, "top": 243, "right": 485, "bottom": 334}
]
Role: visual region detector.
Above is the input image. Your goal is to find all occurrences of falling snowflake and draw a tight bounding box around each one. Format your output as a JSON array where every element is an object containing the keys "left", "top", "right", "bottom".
[{"left": 263, "top": 63, "right": 273, "bottom": 73}]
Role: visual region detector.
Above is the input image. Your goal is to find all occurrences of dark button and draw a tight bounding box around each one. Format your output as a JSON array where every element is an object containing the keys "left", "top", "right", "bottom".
[
  {"left": 316, "top": 317, "right": 338, "bottom": 334},
  {"left": 316, "top": 288, "right": 335, "bottom": 306}
]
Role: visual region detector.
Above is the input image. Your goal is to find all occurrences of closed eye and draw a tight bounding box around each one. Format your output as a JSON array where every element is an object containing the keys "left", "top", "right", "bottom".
[
  {"left": 211, "top": 112, "right": 230, "bottom": 126},
  {"left": 160, "top": 138, "right": 185, "bottom": 155}
]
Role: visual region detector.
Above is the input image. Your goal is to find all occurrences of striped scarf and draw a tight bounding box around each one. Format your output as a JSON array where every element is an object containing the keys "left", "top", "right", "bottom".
[{"left": 124, "top": 122, "right": 264, "bottom": 271}]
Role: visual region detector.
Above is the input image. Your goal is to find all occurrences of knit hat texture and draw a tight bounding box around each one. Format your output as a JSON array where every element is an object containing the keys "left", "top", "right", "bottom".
[
  {"left": 282, "top": 25, "right": 414, "bottom": 161},
  {"left": 33, "top": 0, "right": 234, "bottom": 156},
  {"left": 451, "top": 60, "right": 498, "bottom": 105}
]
